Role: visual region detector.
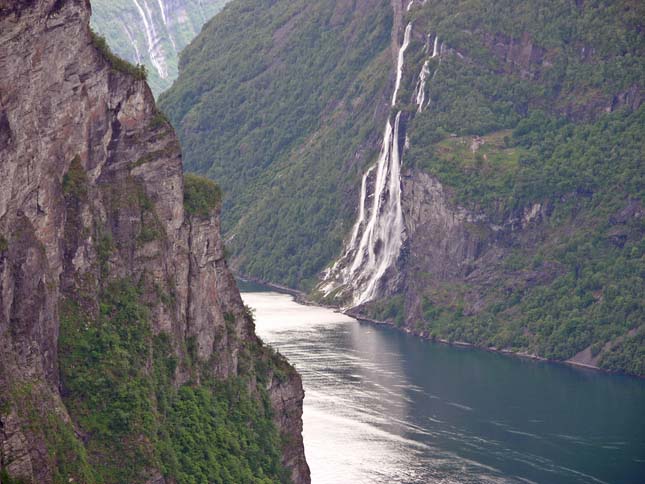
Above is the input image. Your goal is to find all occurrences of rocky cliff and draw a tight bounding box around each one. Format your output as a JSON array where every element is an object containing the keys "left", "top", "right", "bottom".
[
  {"left": 0, "top": 0, "right": 309, "bottom": 482},
  {"left": 91, "top": 0, "right": 229, "bottom": 95}
]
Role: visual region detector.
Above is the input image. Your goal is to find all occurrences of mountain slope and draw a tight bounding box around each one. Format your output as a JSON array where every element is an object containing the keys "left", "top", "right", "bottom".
[
  {"left": 90, "top": 0, "right": 229, "bottom": 95},
  {"left": 161, "top": 0, "right": 644, "bottom": 375},
  {"left": 159, "top": 0, "right": 394, "bottom": 288},
  {"left": 0, "top": 1, "right": 309, "bottom": 482}
]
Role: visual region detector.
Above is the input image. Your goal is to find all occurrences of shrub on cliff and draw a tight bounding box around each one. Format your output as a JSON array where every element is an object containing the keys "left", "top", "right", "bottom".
[
  {"left": 90, "top": 28, "right": 147, "bottom": 80},
  {"left": 183, "top": 173, "right": 222, "bottom": 218}
]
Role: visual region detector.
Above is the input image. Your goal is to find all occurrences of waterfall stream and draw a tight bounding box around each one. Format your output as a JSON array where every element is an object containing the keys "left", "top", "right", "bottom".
[
  {"left": 122, "top": 24, "right": 143, "bottom": 64},
  {"left": 414, "top": 35, "right": 438, "bottom": 112},
  {"left": 156, "top": 0, "right": 177, "bottom": 51},
  {"left": 321, "top": 22, "right": 417, "bottom": 307},
  {"left": 131, "top": 0, "right": 169, "bottom": 79},
  {"left": 414, "top": 60, "right": 430, "bottom": 112},
  {"left": 392, "top": 23, "right": 413, "bottom": 105}
]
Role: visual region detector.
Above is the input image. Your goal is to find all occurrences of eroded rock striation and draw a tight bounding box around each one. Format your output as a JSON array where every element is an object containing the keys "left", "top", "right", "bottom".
[{"left": 0, "top": 0, "right": 309, "bottom": 482}]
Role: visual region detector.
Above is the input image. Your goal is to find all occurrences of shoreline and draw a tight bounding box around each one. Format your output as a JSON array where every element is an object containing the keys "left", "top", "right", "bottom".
[
  {"left": 237, "top": 274, "right": 638, "bottom": 378},
  {"left": 347, "top": 313, "right": 639, "bottom": 376}
]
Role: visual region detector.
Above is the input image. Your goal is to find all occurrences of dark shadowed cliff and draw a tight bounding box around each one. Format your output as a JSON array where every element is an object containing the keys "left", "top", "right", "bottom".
[{"left": 0, "top": 0, "right": 309, "bottom": 482}]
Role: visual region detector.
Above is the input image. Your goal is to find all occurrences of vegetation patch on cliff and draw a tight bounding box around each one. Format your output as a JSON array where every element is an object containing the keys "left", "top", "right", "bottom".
[
  {"left": 90, "top": 28, "right": 147, "bottom": 80},
  {"left": 58, "top": 280, "right": 288, "bottom": 483},
  {"left": 62, "top": 156, "right": 88, "bottom": 200},
  {"left": 183, "top": 173, "right": 222, "bottom": 218}
]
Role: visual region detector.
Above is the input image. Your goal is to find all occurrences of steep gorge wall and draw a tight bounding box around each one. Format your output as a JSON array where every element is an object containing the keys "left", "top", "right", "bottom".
[{"left": 0, "top": 0, "right": 308, "bottom": 482}]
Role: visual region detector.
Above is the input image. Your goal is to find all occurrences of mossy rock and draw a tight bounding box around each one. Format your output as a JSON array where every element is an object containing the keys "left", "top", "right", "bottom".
[{"left": 183, "top": 173, "right": 222, "bottom": 218}]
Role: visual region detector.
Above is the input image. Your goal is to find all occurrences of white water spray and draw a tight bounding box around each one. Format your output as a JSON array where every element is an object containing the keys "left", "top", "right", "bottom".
[
  {"left": 414, "top": 35, "right": 438, "bottom": 112},
  {"left": 392, "top": 23, "right": 412, "bottom": 105},
  {"left": 321, "top": 23, "right": 416, "bottom": 307},
  {"left": 122, "top": 24, "right": 142, "bottom": 64},
  {"left": 157, "top": 0, "right": 168, "bottom": 25},
  {"left": 414, "top": 60, "right": 430, "bottom": 112},
  {"left": 156, "top": 0, "right": 177, "bottom": 52}
]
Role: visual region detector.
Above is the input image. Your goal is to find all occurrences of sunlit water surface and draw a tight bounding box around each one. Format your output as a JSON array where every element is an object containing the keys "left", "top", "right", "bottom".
[{"left": 241, "top": 289, "right": 645, "bottom": 484}]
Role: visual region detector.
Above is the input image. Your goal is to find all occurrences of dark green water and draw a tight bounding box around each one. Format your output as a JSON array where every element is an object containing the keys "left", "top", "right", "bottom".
[{"left": 242, "top": 289, "right": 645, "bottom": 484}]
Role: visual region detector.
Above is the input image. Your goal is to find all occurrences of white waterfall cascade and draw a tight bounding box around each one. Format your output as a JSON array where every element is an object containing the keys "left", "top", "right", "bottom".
[
  {"left": 156, "top": 0, "right": 177, "bottom": 51},
  {"left": 432, "top": 35, "right": 440, "bottom": 58},
  {"left": 131, "top": 0, "right": 169, "bottom": 79},
  {"left": 320, "top": 23, "right": 415, "bottom": 307},
  {"left": 414, "top": 60, "right": 430, "bottom": 112},
  {"left": 392, "top": 23, "right": 413, "bottom": 105},
  {"left": 414, "top": 35, "right": 439, "bottom": 112},
  {"left": 406, "top": 0, "right": 428, "bottom": 11},
  {"left": 157, "top": 0, "right": 168, "bottom": 25}
]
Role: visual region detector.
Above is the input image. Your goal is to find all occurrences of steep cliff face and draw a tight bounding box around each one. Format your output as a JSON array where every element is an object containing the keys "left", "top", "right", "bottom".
[
  {"left": 398, "top": 170, "right": 555, "bottom": 320},
  {"left": 91, "top": 0, "right": 229, "bottom": 95},
  {"left": 0, "top": 0, "right": 309, "bottom": 482}
]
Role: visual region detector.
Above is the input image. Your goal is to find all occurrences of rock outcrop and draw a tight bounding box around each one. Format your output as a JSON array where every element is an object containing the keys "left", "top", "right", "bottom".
[
  {"left": 0, "top": 0, "right": 309, "bottom": 482},
  {"left": 399, "top": 170, "right": 556, "bottom": 321}
]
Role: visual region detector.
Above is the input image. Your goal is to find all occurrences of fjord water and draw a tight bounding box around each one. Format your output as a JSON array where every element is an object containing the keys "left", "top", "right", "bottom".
[{"left": 241, "top": 288, "right": 645, "bottom": 484}]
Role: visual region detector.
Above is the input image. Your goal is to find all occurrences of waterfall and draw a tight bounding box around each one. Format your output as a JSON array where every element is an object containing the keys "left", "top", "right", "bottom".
[
  {"left": 354, "top": 112, "right": 405, "bottom": 305},
  {"left": 156, "top": 0, "right": 177, "bottom": 52},
  {"left": 157, "top": 0, "right": 168, "bottom": 25},
  {"left": 414, "top": 36, "right": 438, "bottom": 112},
  {"left": 407, "top": 0, "right": 428, "bottom": 11},
  {"left": 348, "top": 166, "right": 375, "bottom": 250},
  {"left": 321, "top": 23, "right": 415, "bottom": 307},
  {"left": 392, "top": 23, "right": 412, "bottom": 105},
  {"left": 131, "top": 0, "right": 168, "bottom": 79},
  {"left": 414, "top": 60, "right": 430, "bottom": 112},
  {"left": 122, "top": 24, "right": 142, "bottom": 64}
]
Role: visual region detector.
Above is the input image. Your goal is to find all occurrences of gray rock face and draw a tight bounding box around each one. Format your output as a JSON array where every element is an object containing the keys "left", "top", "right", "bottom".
[
  {"left": 267, "top": 371, "right": 309, "bottom": 484},
  {"left": 0, "top": 0, "right": 308, "bottom": 482},
  {"left": 399, "top": 169, "right": 554, "bottom": 323},
  {"left": 402, "top": 171, "right": 488, "bottom": 280}
]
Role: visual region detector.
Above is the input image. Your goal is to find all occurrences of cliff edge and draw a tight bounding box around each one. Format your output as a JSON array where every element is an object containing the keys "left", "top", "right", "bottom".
[{"left": 0, "top": 0, "right": 309, "bottom": 482}]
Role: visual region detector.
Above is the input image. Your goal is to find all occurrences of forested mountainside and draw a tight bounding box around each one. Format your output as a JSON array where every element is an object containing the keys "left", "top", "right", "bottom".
[
  {"left": 160, "top": 0, "right": 394, "bottom": 286},
  {"left": 0, "top": 1, "right": 308, "bottom": 483},
  {"left": 90, "top": 0, "right": 228, "bottom": 95},
  {"left": 160, "top": 0, "right": 644, "bottom": 375}
]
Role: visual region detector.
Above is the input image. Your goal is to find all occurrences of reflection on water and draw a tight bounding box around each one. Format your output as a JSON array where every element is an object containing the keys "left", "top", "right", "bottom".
[{"left": 242, "top": 291, "right": 645, "bottom": 484}]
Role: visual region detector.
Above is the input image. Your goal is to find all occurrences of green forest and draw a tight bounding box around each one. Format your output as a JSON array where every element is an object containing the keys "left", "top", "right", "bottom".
[
  {"left": 401, "top": 108, "right": 644, "bottom": 375},
  {"left": 50, "top": 279, "right": 289, "bottom": 483},
  {"left": 159, "top": 0, "right": 394, "bottom": 288},
  {"left": 161, "top": 0, "right": 644, "bottom": 374}
]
